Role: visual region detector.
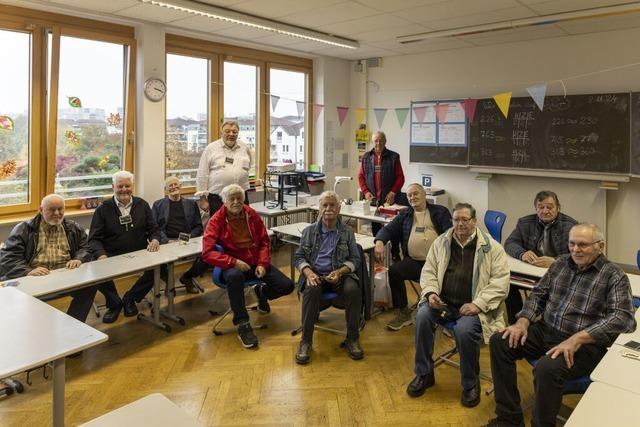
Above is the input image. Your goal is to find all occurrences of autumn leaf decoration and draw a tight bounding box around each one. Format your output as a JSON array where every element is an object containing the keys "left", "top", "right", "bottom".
[
  {"left": 67, "top": 96, "right": 82, "bottom": 108},
  {"left": 65, "top": 130, "right": 80, "bottom": 145},
  {"left": 0, "top": 160, "right": 17, "bottom": 180},
  {"left": 98, "top": 155, "right": 110, "bottom": 169},
  {"left": 0, "top": 115, "right": 15, "bottom": 131},
  {"left": 107, "top": 112, "right": 121, "bottom": 127}
]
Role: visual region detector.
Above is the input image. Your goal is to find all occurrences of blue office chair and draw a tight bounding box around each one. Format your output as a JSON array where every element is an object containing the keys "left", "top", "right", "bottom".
[
  {"left": 525, "top": 358, "right": 591, "bottom": 422},
  {"left": 434, "top": 318, "right": 494, "bottom": 395},
  {"left": 208, "top": 244, "right": 267, "bottom": 336},
  {"left": 484, "top": 210, "right": 507, "bottom": 243}
]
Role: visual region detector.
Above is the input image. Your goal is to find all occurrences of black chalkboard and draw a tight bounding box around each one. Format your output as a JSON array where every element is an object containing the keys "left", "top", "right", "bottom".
[
  {"left": 409, "top": 144, "right": 468, "bottom": 165},
  {"left": 469, "top": 93, "right": 630, "bottom": 175},
  {"left": 632, "top": 92, "right": 640, "bottom": 175}
]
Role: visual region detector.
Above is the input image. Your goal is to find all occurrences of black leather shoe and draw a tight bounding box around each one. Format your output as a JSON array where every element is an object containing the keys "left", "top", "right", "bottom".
[
  {"left": 102, "top": 306, "right": 122, "bottom": 324},
  {"left": 344, "top": 339, "right": 364, "bottom": 360},
  {"left": 254, "top": 284, "right": 271, "bottom": 314},
  {"left": 406, "top": 372, "right": 435, "bottom": 397},
  {"left": 461, "top": 382, "right": 481, "bottom": 407},
  {"left": 179, "top": 275, "right": 200, "bottom": 294},
  {"left": 295, "top": 341, "right": 312, "bottom": 365},
  {"left": 482, "top": 417, "right": 525, "bottom": 427},
  {"left": 123, "top": 298, "right": 138, "bottom": 317}
]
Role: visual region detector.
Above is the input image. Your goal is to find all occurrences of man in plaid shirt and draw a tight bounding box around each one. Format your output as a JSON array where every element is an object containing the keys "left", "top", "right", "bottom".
[{"left": 484, "top": 223, "right": 636, "bottom": 427}]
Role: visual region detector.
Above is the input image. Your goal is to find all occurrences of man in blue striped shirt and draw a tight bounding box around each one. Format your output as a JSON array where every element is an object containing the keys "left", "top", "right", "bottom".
[{"left": 484, "top": 223, "right": 636, "bottom": 427}]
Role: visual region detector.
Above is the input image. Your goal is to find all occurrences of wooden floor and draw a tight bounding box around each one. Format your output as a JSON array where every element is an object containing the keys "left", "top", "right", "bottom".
[{"left": 0, "top": 247, "right": 574, "bottom": 426}]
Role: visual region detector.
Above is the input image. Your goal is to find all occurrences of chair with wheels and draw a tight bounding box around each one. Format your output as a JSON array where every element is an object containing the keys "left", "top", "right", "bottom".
[
  {"left": 484, "top": 210, "right": 507, "bottom": 243},
  {"left": 207, "top": 244, "right": 266, "bottom": 336}
]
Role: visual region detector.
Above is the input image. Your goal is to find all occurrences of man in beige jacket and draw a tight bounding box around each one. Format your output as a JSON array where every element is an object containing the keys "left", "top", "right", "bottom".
[{"left": 407, "top": 202, "right": 510, "bottom": 408}]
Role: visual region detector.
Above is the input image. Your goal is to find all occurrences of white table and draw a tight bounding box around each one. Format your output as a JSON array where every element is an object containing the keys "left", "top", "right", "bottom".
[
  {"left": 506, "top": 256, "right": 548, "bottom": 291},
  {"left": 249, "top": 202, "right": 310, "bottom": 229},
  {"left": 270, "top": 222, "right": 376, "bottom": 318},
  {"left": 564, "top": 382, "right": 640, "bottom": 426},
  {"left": 80, "top": 393, "right": 200, "bottom": 427},
  {"left": 0, "top": 287, "right": 108, "bottom": 427},
  {"left": 614, "top": 305, "right": 640, "bottom": 346},
  {"left": 307, "top": 204, "right": 392, "bottom": 233},
  {"left": 14, "top": 248, "right": 178, "bottom": 332},
  {"left": 589, "top": 344, "right": 640, "bottom": 395}
]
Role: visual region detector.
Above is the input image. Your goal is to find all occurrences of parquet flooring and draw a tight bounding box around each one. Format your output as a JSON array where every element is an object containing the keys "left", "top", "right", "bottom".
[{"left": 0, "top": 247, "right": 576, "bottom": 426}]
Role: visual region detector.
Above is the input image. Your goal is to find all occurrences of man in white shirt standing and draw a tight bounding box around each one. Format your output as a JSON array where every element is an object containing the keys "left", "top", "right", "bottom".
[{"left": 196, "top": 121, "right": 252, "bottom": 216}]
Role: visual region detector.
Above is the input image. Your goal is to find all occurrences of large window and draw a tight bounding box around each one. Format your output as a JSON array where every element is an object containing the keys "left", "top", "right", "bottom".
[
  {"left": 165, "top": 53, "right": 209, "bottom": 185},
  {"left": 0, "top": 29, "right": 30, "bottom": 207},
  {"left": 224, "top": 61, "right": 257, "bottom": 178},
  {"left": 269, "top": 68, "right": 307, "bottom": 170}
]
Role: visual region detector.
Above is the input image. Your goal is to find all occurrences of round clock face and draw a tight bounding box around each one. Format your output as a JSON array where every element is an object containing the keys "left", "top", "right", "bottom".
[{"left": 144, "top": 78, "right": 166, "bottom": 102}]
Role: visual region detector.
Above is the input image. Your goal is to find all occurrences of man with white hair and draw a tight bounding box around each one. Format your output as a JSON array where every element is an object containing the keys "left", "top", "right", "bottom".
[
  {"left": 152, "top": 176, "right": 206, "bottom": 293},
  {"left": 89, "top": 170, "right": 161, "bottom": 323},
  {"left": 196, "top": 120, "right": 252, "bottom": 216},
  {"left": 0, "top": 194, "right": 96, "bottom": 322},
  {"left": 202, "top": 184, "right": 293, "bottom": 348},
  {"left": 294, "top": 190, "right": 363, "bottom": 364},
  {"left": 484, "top": 223, "right": 636, "bottom": 427}
]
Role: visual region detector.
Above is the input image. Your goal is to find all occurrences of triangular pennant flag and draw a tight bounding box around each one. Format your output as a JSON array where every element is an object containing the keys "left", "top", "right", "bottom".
[
  {"left": 296, "top": 100, "right": 305, "bottom": 117},
  {"left": 270, "top": 95, "right": 280, "bottom": 111},
  {"left": 373, "top": 108, "right": 387, "bottom": 128},
  {"left": 526, "top": 83, "right": 547, "bottom": 111},
  {"left": 354, "top": 108, "right": 366, "bottom": 125},
  {"left": 460, "top": 99, "right": 478, "bottom": 122},
  {"left": 435, "top": 104, "right": 450, "bottom": 123},
  {"left": 312, "top": 104, "right": 324, "bottom": 122},
  {"left": 493, "top": 92, "right": 512, "bottom": 118},
  {"left": 336, "top": 106, "right": 349, "bottom": 126},
  {"left": 413, "top": 106, "right": 428, "bottom": 123},
  {"left": 395, "top": 108, "right": 409, "bottom": 128}
]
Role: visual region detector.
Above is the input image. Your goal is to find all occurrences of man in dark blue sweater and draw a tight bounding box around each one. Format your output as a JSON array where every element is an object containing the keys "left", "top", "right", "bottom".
[
  {"left": 374, "top": 183, "right": 452, "bottom": 331},
  {"left": 89, "top": 171, "right": 161, "bottom": 323}
]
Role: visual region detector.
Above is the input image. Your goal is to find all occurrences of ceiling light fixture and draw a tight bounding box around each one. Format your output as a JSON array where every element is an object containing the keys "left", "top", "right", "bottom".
[
  {"left": 139, "top": 0, "right": 359, "bottom": 49},
  {"left": 397, "top": 2, "right": 640, "bottom": 44}
]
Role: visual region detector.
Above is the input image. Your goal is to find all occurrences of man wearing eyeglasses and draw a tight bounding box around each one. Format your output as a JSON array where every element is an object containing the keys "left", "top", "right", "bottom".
[
  {"left": 407, "top": 203, "right": 509, "bottom": 408},
  {"left": 484, "top": 223, "right": 636, "bottom": 427},
  {"left": 195, "top": 120, "right": 252, "bottom": 216}
]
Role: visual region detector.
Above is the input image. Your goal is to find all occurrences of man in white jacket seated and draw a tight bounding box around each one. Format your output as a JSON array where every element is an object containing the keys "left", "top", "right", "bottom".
[{"left": 406, "top": 202, "right": 510, "bottom": 408}]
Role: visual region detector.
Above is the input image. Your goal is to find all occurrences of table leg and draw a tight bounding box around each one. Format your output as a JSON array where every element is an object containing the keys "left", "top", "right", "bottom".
[
  {"left": 161, "top": 262, "right": 186, "bottom": 326},
  {"left": 52, "top": 357, "right": 65, "bottom": 427},
  {"left": 290, "top": 244, "right": 295, "bottom": 282},
  {"left": 137, "top": 266, "right": 172, "bottom": 332},
  {"left": 367, "top": 248, "right": 376, "bottom": 319}
]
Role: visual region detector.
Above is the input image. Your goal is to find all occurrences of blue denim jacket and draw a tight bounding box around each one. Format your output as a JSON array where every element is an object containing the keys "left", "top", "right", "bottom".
[{"left": 294, "top": 219, "right": 361, "bottom": 290}]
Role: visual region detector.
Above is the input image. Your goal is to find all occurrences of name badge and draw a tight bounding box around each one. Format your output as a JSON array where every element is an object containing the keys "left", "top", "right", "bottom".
[
  {"left": 178, "top": 232, "right": 190, "bottom": 245},
  {"left": 119, "top": 214, "right": 133, "bottom": 226},
  {"left": 374, "top": 165, "right": 382, "bottom": 172},
  {"left": 225, "top": 157, "right": 234, "bottom": 164},
  {"left": 415, "top": 226, "right": 426, "bottom": 233}
]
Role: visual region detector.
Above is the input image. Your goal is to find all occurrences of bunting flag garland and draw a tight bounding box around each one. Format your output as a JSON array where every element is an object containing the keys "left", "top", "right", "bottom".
[
  {"left": 0, "top": 160, "right": 17, "bottom": 180},
  {"left": 270, "top": 95, "right": 280, "bottom": 111},
  {"left": 336, "top": 106, "right": 349, "bottom": 126},
  {"left": 312, "top": 104, "right": 324, "bottom": 122},
  {"left": 373, "top": 108, "right": 387, "bottom": 128},
  {"left": 526, "top": 83, "right": 547, "bottom": 111},
  {"left": 0, "top": 115, "right": 15, "bottom": 131},
  {"left": 107, "top": 112, "right": 122, "bottom": 127},
  {"left": 435, "top": 103, "right": 450, "bottom": 123},
  {"left": 413, "top": 105, "right": 428, "bottom": 123},
  {"left": 354, "top": 108, "right": 366, "bottom": 125},
  {"left": 67, "top": 96, "right": 82, "bottom": 108},
  {"left": 395, "top": 108, "right": 409, "bottom": 128},
  {"left": 493, "top": 92, "right": 512, "bottom": 118},
  {"left": 65, "top": 130, "right": 80, "bottom": 146},
  {"left": 460, "top": 99, "right": 478, "bottom": 122},
  {"left": 296, "top": 101, "right": 305, "bottom": 118}
]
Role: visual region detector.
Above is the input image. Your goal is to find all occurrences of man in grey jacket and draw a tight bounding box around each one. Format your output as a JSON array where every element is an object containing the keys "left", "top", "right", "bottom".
[
  {"left": 0, "top": 194, "right": 96, "bottom": 322},
  {"left": 294, "top": 191, "right": 362, "bottom": 364}
]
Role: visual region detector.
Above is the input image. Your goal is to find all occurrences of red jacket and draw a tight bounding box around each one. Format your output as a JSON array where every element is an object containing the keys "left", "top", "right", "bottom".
[{"left": 202, "top": 205, "right": 270, "bottom": 270}]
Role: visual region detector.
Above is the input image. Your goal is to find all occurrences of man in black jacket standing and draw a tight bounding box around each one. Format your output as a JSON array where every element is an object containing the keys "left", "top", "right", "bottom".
[
  {"left": 89, "top": 170, "right": 161, "bottom": 323},
  {"left": 374, "top": 183, "right": 452, "bottom": 331},
  {"left": 0, "top": 194, "right": 95, "bottom": 322}
]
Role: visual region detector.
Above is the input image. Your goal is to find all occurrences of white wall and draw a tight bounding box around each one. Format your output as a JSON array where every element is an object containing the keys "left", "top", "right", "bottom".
[{"left": 351, "top": 27, "right": 640, "bottom": 265}]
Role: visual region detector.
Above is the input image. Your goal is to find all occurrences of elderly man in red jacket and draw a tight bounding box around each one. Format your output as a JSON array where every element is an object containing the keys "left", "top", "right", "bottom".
[{"left": 202, "top": 184, "right": 293, "bottom": 348}]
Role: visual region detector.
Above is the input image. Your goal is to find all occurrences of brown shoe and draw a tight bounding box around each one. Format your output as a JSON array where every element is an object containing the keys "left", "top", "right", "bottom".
[{"left": 343, "top": 339, "right": 364, "bottom": 360}]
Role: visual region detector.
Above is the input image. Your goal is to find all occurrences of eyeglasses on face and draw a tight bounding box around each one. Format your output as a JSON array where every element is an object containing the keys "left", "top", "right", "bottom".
[
  {"left": 452, "top": 217, "right": 474, "bottom": 224},
  {"left": 568, "top": 240, "right": 602, "bottom": 249}
]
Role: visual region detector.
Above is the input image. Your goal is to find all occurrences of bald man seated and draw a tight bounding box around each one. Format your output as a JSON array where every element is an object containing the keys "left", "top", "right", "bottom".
[{"left": 0, "top": 194, "right": 96, "bottom": 322}]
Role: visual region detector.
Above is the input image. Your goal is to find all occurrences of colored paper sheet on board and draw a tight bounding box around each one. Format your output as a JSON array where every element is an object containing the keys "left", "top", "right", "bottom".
[
  {"left": 337, "top": 106, "right": 349, "bottom": 126},
  {"left": 493, "top": 92, "right": 512, "bottom": 118},
  {"left": 373, "top": 108, "right": 387, "bottom": 128},
  {"left": 460, "top": 99, "right": 478, "bottom": 122},
  {"left": 526, "top": 83, "right": 547, "bottom": 111},
  {"left": 296, "top": 101, "right": 305, "bottom": 117},
  {"left": 312, "top": 104, "right": 324, "bottom": 122},
  {"left": 270, "top": 95, "right": 280, "bottom": 111},
  {"left": 354, "top": 108, "right": 366, "bottom": 125},
  {"left": 395, "top": 108, "right": 409, "bottom": 128},
  {"left": 435, "top": 103, "right": 450, "bottom": 122}
]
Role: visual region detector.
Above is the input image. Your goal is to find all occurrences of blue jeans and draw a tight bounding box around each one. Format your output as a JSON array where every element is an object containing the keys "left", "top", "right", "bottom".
[{"left": 414, "top": 303, "right": 483, "bottom": 390}]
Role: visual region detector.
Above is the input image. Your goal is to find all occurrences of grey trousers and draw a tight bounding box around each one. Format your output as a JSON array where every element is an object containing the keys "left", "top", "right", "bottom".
[{"left": 301, "top": 276, "right": 361, "bottom": 343}]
